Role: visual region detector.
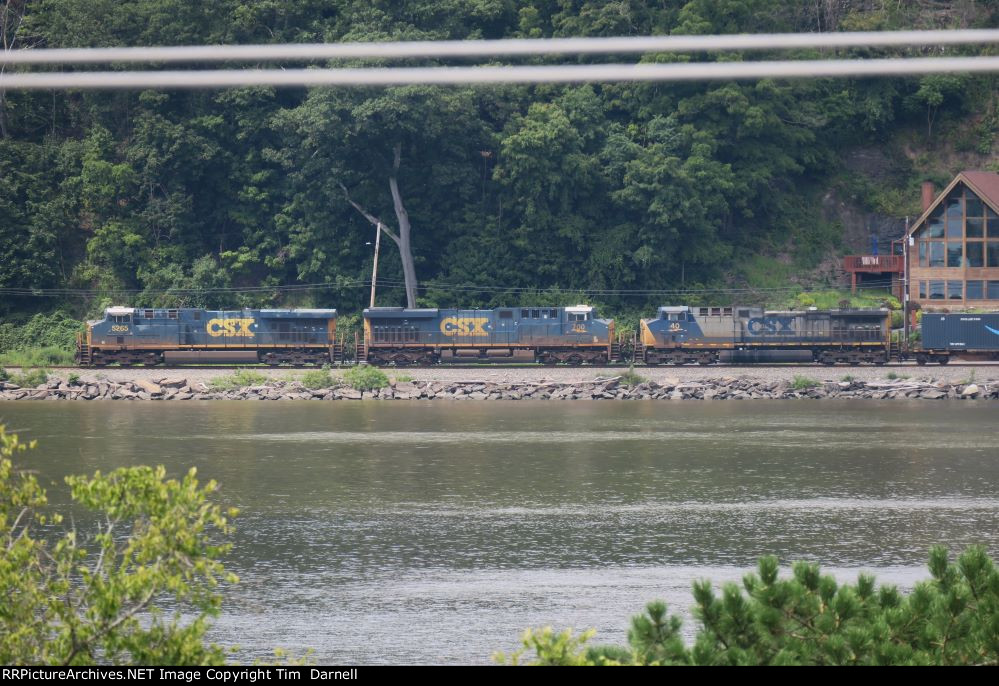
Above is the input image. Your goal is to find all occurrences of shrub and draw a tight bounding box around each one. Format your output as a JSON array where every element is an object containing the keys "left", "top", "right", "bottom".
[
  {"left": 0, "top": 368, "right": 7, "bottom": 383},
  {"left": 300, "top": 369, "right": 336, "bottom": 390},
  {"left": 342, "top": 365, "right": 389, "bottom": 391},
  {"left": 501, "top": 545, "right": 999, "bottom": 666},
  {"left": 0, "top": 346, "right": 75, "bottom": 368},
  {"left": 67, "top": 373, "right": 81, "bottom": 386},
  {"left": 207, "top": 368, "right": 269, "bottom": 391},
  {"left": 620, "top": 364, "right": 647, "bottom": 387},
  {"left": 392, "top": 374, "right": 414, "bottom": 383},
  {"left": 792, "top": 375, "right": 819, "bottom": 390},
  {"left": 11, "top": 368, "right": 49, "bottom": 388}
]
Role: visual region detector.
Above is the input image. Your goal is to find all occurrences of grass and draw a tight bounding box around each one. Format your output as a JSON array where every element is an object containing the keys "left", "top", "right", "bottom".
[
  {"left": 620, "top": 364, "right": 648, "bottom": 387},
  {"left": 0, "top": 346, "right": 75, "bottom": 367},
  {"left": 342, "top": 365, "right": 389, "bottom": 391},
  {"left": 207, "top": 368, "right": 270, "bottom": 391},
  {"left": 7, "top": 368, "right": 50, "bottom": 388},
  {"left": 792, "top": 375, "right": 820, "bottom": 390},
  {"left": 840, "top": 375, "right": 855, "bottom": 382},
  {"left": 392, "top": 374, "right": 414, "bottom": 383},
  {"left": 300, "top": 369, "right": 338, "bottom": 390},
  {"left": 885, "top": 371, "right": 910, "bottom": 381}
]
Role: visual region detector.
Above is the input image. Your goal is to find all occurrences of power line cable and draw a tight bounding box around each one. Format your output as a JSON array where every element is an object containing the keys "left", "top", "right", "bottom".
[
  {"left": 5, "top": 57, "right": 999, "bottom": 89},
  {"left": 3, "top": 30, "right": 999, "bottom": 65}
]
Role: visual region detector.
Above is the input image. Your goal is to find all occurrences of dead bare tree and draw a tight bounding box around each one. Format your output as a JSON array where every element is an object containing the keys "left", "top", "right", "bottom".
[{"left": 340, "top": 143, "right": 418, "bottom": 308}]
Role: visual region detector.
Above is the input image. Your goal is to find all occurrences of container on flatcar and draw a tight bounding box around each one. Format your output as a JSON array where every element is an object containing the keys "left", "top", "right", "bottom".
[
  {"left": 361, "top": 305, "right": 616, "bottom": 365},
  {"left": 916, "top": 312, "right": 999, "bottom": 364},
  {"left": 638, "top": 305, "right": 890, "bottom": 365},
  {"left": 77, "top": 307, "right": 340, "bottom": 366}
]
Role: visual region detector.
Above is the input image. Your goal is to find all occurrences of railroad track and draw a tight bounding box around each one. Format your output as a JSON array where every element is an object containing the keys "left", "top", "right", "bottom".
[{"left": 13, "top": 362, "right": 994, "bottom": 371}]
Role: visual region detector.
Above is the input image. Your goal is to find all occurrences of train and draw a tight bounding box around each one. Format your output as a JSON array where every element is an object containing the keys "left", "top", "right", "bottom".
[{"left": 75, "top": 304, "right": 996, "bottom": 367}]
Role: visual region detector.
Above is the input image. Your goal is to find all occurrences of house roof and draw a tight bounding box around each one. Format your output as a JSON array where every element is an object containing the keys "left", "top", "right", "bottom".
[{"left": 907, "top": 171, "right": 999, "bottom": 237}]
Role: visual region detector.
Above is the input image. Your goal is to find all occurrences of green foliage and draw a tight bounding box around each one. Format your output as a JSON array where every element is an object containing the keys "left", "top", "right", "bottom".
[
  {"left": 0, "top": 346, "right": 76, "bottom": 368},
  {"left": 9, "top": 368, "right": 49, "bottom": 388},
  {"left": 207, "top": 368, "right": 269, "bottom": 391},
  {"left": 0, "top": 425, "right": 237, "bottom": 664},
  {"left": 0, "top": 312, "right": 82, "bottom": 354},
  {"left": 620, "top": 365, "right": 647, "bottom": 387},
  {"left": 787, "top": 290, "right": 898, "bottom": 311},
  {"left": 0, "top": 368, "right": 7, "bottom": 382},
  {"left": 67, "top": 373, "right": 81, "bottom": 385},
  {"left": 342, "top": 365, "right": 389, "bottom": 392},
  {"left": 392, "top": 374, "right": 414, "bottom": 383},
  {"left": 885, "top": 371, "right": 910, "bottom": 381},
  {"left": 506, "top": 546, "right": 999, "bottom": 666},
  {"left": 299, "top": 369, "right": 336, "bottom": 390},
  {"left": 840, "top": 375, "right": 855, "bottom": 383},
  {"left": 792, "top": 375, "right": 819, "bottom": 390}
]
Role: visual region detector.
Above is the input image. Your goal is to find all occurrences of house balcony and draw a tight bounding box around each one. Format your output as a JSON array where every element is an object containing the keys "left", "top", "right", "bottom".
[{"left": 843, "top": 255, "right": 904, "bottom": 273}]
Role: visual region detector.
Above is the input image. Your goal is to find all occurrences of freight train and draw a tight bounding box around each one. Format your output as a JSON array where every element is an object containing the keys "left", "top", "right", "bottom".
[{"left": 75, "top": 304, "right": 997, "bottom": 367}]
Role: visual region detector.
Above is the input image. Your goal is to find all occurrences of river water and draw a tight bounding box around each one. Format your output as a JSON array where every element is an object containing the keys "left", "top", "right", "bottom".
[{"left": 1, "top": 400, "right": 997, "bottom": 664}]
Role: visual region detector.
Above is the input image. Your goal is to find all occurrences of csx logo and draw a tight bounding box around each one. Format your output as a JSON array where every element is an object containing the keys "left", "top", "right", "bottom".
[
  {"left": 207, "top": 318, "right": 255, "bottom": 337},
  {"left": 747, "top": 317, "right": 794, "bottom": 335},
  {"left": 440, "top": 317, "right": 490, "bottom": 337},
  {"left": 110, "top": 325, "right": 130, "bottom": 333}
]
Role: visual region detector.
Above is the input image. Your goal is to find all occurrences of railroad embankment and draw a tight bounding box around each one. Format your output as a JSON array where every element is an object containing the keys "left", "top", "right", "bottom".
[{"left": 1, "top": 375, "right": 995, "bottom": 401}]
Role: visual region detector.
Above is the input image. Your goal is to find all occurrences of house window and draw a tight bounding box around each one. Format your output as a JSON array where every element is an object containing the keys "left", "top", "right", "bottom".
[
  {"left": 929, "top": 242, "right": 945, "bottom": 267},
  {"left": 988, "top": 207, "right": 999, "bottom": 238},
  {"left": 966, "top": 281, "right": 984, "bottom": 300},
  {"left": 967, "top": 242, "right": 984, "bottom": 267},
  {"left": 929, "top": 281, "right": 945, "bottom": 299},
  {"left": 919, "top": 281, "right": 926, "bottom": 299},
  {"left": 947, "top": 281, "right": 963, "bottom": 299},
  {"left": 945, "top": 194, "right": 963, "bottom": 237},
  {"left": 989, "top": 281, "right": 999, "bottom": 299},
  {"left": 988, "top": 242, "right": 999, "bottom": 268},
  {"left": 967, "top": 216, "right": 985, "bottom": 238},
  {"left": 918, "top": 242, "right": 927, "bottom": 267},
  {"left": 947, "top": 242, "right": 963, "bottom": 267},
  {"left": 927, "top": 208, "right": 945, "bottom": 238}
]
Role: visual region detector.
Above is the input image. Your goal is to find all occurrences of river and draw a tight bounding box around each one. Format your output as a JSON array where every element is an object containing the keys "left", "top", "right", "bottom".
[{"left": 1, "top": 400, "right": 997, "bottom": 664}]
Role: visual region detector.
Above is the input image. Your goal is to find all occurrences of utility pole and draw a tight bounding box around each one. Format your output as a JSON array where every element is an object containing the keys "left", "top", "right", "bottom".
[{"left": 370, "top": 222, "right": 382, "bottom": 308}]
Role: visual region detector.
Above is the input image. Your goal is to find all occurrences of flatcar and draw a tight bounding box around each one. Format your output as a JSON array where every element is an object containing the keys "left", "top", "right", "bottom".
[
  {"left": 637, "top": 305, "right": 890, "bottom": 365},
  {"left": 76, "top": 307, "right": 341, "bottom": 366},
  {"left": 915, "top": 312, "right": 999, "bottom": 365},
  {"left": 360, "top": 305, "right": 618, "bottom": 365}
]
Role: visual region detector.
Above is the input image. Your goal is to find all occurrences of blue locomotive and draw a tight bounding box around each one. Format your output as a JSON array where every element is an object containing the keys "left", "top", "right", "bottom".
[
  {"left": 916, "top": 313, "right": 999, "bottom": 365},
  {"left": 77, "top": 306, "right": 341, "bottom": 366},
  {"left": 360, "top": 306, "right": 618, "bottom": 365},
  {"left": 637, "top": 305, "right": 891, "bottom": 365}
]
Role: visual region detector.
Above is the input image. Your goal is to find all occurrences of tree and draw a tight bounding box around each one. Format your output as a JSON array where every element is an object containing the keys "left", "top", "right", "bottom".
[
  {"left": 499, "top": 546, "right": 999, "bottom": 666},
  {"left": 0, "top": 424, "right": 238, "bottom": 665}
]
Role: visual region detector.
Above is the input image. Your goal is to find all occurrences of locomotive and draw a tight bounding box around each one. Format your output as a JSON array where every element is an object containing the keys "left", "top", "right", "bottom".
[
  {"left": 637, "top": 306, "right": 891, "bottom": 365},
  {"left": 77, "top": 307, "right": 342, "bottom": 366},
  {"left": 360, "top": 305, "right": 619, "bottom": 365}
]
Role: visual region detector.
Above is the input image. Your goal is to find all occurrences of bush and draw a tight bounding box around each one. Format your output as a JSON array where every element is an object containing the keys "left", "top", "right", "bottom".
[
  {"left": 0, "top": 425, "right": 236, "bottom": 664},
  {"left": 67, "top": 373, "right": 81, "bottom": 386},
  {"left": 792, "top": 375, "right": 819, "bottom": 390},
  {"left": 342, "top": 365, "right": 389, "bottom": 391},
  {"left": 10, "top": 368, "right": 49, "bottom": 388},
  {"left": 207, "top": 368, "right": 269, "bottom": 391},
  {"left": 0, "top": 312, "right": 82, "bottom": 354},
  {"left": 620, "top": 365, "right": 647, "bottom": 387},
  {"left": 501, "top": 545, "right": 999, "bottom": 666},
  {"left": 0, "top": 368, "right": 7, "bottom": 383},
  {"left": 300, "top": 369, "right": 336, "bottom": 390},
  {"left": 0, "top": 346, "right": 76, "bottom": 368}
]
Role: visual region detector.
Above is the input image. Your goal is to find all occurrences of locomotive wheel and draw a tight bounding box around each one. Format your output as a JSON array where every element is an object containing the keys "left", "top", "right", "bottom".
[
  {"left": 937, "top": 356, "right": 949, "bottom": 365},
  {"left": 916, "top": 354, "right": 928, "bottom": 366}
]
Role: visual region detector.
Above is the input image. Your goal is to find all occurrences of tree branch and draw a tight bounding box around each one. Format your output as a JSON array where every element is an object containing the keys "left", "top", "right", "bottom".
[{"left": 338, "top": 182, "right": 400, "bottom": 245}]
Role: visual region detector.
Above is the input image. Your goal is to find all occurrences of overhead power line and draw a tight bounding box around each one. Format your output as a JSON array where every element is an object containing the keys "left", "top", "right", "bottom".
[
  {"left": 3, "top": 30, "right": 999, "bottom": 65},
  {"left": 5, "top": 56, "right": 999, "bottom": 89}
]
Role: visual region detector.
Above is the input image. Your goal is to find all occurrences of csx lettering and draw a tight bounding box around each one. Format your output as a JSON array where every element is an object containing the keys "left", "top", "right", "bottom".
[
  {"left": 747, "top": 317, "right": 794, "bottom": 335},
  {"left": 206, "top": 318, "right": 255, "bottom": 337},
  {"left": 440, "top": 317, "right": 490, "bottom": 337},
  {"left": 110, "top": 325, "right": 130, "bottom": 333}
]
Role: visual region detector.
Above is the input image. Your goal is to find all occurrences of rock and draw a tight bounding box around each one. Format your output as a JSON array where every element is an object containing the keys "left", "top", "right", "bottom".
[
  {"left": 159, "top": 377, "right": 188, "bottom": 389},
  {"left": 961, "top": 384, "right": 980, "bottom": 398},
  {"left": 339, "top": 388, "right": 363, "bottom": 400},
  {"left": 920, "top": 389, "right": 947, "bottom": 399},
  {"left": 134, "top": 379, "right": 162, "bottom": 395}
]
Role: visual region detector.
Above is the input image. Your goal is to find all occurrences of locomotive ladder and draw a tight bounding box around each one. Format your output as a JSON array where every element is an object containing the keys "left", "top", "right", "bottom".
[
  {"left": 632, "top": 333, "right": 645, "bottom": 363},
  {"left": 354, "top": 331, "right": 367, "bottom": 364},
  {"left": 331, "top": 334, "right": 346, "bottom": 364},
  {"left": 610, "top": 335, "right": 624, "bottom": 363},
  {"left": 76, "top": 332, "right": 92, "bottom": 367}
]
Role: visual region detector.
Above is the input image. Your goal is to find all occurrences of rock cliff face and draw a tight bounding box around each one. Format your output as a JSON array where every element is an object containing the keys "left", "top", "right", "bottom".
[{"left": 0, "top": 377, "right": 994, "bottom": 401}]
